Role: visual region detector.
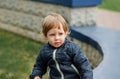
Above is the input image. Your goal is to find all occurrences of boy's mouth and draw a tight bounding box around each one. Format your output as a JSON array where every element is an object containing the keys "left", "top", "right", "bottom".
[{"left": 54, "top": 42, "right": 61, "bottom": 46}]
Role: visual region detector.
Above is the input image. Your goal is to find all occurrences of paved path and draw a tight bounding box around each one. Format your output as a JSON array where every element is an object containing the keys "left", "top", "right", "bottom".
[
  {"left": 97, "top": 9, "right": 120, "bottom": 31},
  {"left": 70, "top": 25, "right": 120, "bottom": 79},
  {"left": 70, "top": 9, "right": 120, "bottom": 79}
]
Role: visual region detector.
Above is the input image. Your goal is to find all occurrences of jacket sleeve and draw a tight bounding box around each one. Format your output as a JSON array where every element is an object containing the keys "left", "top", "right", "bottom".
[
  {"left": 72, "top": 44, "right": 93, "bottom": 79},
  {"left": 29, "top": 49, "right": 47, "bottom": 79}
]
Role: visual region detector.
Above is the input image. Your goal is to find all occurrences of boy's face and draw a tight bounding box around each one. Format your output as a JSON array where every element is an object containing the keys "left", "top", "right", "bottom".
[{"left": 46, "top": 24, "right": 67, "bottom": 48}]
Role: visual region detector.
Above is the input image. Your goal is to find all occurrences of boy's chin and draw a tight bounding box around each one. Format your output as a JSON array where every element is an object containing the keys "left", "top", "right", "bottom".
[{"left": 53, "top": 44, "right": 62, "bottom": 48}]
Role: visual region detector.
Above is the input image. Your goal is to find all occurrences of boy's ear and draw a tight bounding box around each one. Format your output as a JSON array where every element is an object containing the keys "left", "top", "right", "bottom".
[
  {"left": 65, "top": 31, "right": 68, "bottom": 36},
  {"left": 66, "top": 31, "right": 70, "bottom": 35}
]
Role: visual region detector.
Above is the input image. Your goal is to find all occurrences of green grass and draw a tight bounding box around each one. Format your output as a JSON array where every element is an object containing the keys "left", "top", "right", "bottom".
[
  {"left": 99, "top": 0, "right": 120, "bottom": 12},
  {"left": 0, "top": 29, "right": 43, "bottom": 79}
]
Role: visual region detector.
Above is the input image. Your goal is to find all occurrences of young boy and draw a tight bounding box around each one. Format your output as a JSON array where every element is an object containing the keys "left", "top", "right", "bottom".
[{"left": 30, "top": 13, "right": 93, "bottom": 79}]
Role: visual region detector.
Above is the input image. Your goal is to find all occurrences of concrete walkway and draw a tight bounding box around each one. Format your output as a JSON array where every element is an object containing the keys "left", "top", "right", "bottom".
[
  {"left": 70, "top": 26, "right": 120, "bottom": 79},
  {"left": 97, "top": 9, "right": 120, "bottom": 31}
]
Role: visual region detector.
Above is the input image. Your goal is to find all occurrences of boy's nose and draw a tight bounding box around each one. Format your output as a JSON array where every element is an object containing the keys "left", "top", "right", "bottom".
[{"left": 55, "top": 35, "right": 59, "bottom": 40}]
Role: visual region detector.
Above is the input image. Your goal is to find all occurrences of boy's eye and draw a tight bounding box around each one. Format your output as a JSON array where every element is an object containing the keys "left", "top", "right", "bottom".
[
  {"left": 49, "top": 34, "right": 55, "bottom": 36},
  {"left": 59, "top": 33, "right": 63, "bottom": 35}
]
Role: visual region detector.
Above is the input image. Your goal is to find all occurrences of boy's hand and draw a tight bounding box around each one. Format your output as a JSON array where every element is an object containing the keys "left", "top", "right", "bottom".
[{"left": 34, "top": 76, "right": 41, "bottom": 79}]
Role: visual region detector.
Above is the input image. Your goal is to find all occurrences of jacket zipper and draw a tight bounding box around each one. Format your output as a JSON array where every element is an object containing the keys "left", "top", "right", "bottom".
[
  {"left": 71, "top": 64, "right": 80, "bottom": 76},
  {"left": 53, "top": 49, "right": 64, "bottom": 79}
]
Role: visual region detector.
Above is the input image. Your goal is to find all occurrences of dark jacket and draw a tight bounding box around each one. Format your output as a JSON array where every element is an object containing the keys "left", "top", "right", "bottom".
[{"left": 30, "top": 39, "right": 93, "bottom": 79}]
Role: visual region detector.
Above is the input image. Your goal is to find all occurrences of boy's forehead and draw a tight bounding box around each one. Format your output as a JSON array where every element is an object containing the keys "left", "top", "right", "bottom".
[{"left": 52, "top": 22, "right": 63, "bottom": 29}]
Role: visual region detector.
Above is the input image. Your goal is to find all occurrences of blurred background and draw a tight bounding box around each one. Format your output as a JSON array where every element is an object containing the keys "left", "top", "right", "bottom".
[{"left": 0, "top": 0, "right": 120, "bottom": 79}]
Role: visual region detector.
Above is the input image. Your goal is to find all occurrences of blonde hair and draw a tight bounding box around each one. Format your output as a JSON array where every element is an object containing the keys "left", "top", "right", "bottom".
[{"left": 42, "top": 13, "right": 68, "bottom": 37}]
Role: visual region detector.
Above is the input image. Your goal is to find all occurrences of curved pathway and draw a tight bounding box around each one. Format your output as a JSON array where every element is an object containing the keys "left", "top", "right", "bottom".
[
  {"left": 97, "top": 9, "right": 120, "bottom": 31},
  {"left": 70, "top": 9, "right": 120, "bottom": 79},
  {"left": 70, "top": 26, "right": 120, "bottom": 79}
]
